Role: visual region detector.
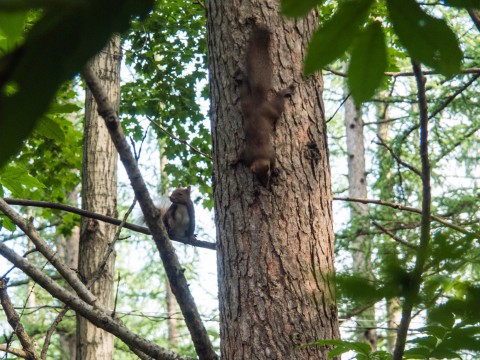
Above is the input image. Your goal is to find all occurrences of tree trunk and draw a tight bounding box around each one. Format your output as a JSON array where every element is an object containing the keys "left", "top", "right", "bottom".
[
  {"left": 206, "top": 2, "right": 339, "bottom": 359},
  {"left": 57, "top": 190, "right": 80, "bottom": 360},
  {"left": 376, "top": 91, "right": 401, "bottom": 352},
  {"left": 77, "top": 36, "right": 120, "bottom": 360},
  {"left": 344, "top": 83, "right": 376, "bottom": 349}
]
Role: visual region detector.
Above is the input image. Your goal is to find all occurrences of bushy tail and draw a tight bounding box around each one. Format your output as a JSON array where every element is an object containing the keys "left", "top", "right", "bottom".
[{"left": 246, "top": 25, "right": 273, "bottom": 100}]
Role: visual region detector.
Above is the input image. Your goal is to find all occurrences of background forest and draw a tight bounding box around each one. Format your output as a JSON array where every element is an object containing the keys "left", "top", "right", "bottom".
[{"left": 0, "top": 0, "right": 479, "bottom": 359}]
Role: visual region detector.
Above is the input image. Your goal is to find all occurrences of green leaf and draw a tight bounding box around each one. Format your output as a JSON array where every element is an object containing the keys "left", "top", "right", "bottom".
[
  {"left": 403, "top": 347, "right": 431, "bottom": 359},
  {"left": 304, "top": 0, "right": 374, "bottom": 74},
  {"left": 348, "top": 21, "right": 387, "bottom": 105},
  {"left": 281, "top": 0, "right": 323, "bottom": 17},
  {"left": 0, "top": 0, "right": 154, "bottom": 168},
  {"left": 444, "top": 0, "right": 480, "bottom": 7},
  {"left": 0, "top": 215, "right": 16, "bottom": 232},
  {"left": 0, "top": 11, "right": 27, "bottom": 51},
  {"left": 386, "top": 0, "right": 462, "bottom": 77},
  {"left": 34, "top": 116, "right": 66, "bottom": 142},
  {"left": 0, "top": 164, "right": 45, "bottom": 197}
]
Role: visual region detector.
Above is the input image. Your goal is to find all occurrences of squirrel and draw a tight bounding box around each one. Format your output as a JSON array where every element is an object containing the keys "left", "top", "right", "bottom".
[
  {"left": 162, "top": 185, "right": 196, "bottom": 241},
  {"left": 232, "top": 24, "right": 294, "bottom": 187}
]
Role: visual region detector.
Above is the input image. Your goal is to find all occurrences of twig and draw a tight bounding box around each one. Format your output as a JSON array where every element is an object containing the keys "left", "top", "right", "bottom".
[
  {"left": 87, "top": 200, "right": 137, "bottom": 288},
  {"left": 400, "top": 74, "right": 480, "bottom": 143},
  {"left": 0, "top": 279, "right": 41, "bottom": 360},
  {"left": 324, "top": 67, "right": 480, "bottom": 77},
  {"left": 333, "top": 196, "right": 475, "bottom": 237},
  {"left": 326, "top": 94, "right": 350, "bottom": 123},
  {"left": 3, "top": 198, "right": 216, "bottom": 250},
  {"left": 375, "top": 135, "right": 421, "bottom": 176},
  {"left": 193, "top": 0, "right": 206, "bottom": 9},
  {"left": 83, "top": 66, "right": 218, "bottom": 360},
  {"left": 393, "top": 61, "right": 432, "bottom": 360},
  {"left": 371, "top": 221, "right": 417, "bottom": 250},
  {"left": 40, "top": 307, "right": 70, "bottom": 360},
  {"left": 146, "top": 115, "right": 212, "bottom": 160},
  {"left": 340, "top": 301, "right": 377, "bottom": 323},
  {"left": 112, "top": 273, "right": 121, "bottom": 318}
]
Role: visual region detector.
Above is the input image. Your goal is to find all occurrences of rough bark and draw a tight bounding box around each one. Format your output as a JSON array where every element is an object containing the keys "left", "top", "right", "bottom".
[
  {"left": 77, "top": 36, "right": 120, "bottom": 360},
  {"left": 206, "top": 1, "right": 339, "bottom": 359},
  {"left": 344, "top": 81, "right": 376, "bottom": 348}
]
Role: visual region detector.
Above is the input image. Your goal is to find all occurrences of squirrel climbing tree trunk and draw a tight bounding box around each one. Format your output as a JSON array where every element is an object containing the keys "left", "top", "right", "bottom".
[{"left": 206, "top": 1, "right": 340, "bottom": 358}]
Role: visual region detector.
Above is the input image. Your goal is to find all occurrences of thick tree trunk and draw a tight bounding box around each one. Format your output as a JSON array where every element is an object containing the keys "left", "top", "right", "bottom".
[
  {"left": 206, "top": 1, "right": 339, "bottom": 359},
  {"left": 77, "top": 36, "right": 120, "bottom": 360},
  {"left": 344, "top": 85, "right": 376, "bottom": 348}
]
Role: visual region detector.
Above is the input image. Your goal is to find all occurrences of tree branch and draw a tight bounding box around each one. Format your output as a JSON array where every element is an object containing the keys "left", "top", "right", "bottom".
[
  {"left": 83, "top": 66, "right": 218, "bottom": 360},
  {"left": 0, "top": 279, "right": 41, "bottom": 360},
  {"left": 0, "top": 343, "right": 28, "bottom": 358},
  {"left": 147, "top": 116, "right": 212, "bottom": 160},
  {"left": 3, "top": 198, "right": 216, "bottom": 250},
  {"left": 0, "top": 198, "right": 101, "bottom": 309},
  {"left": 0, "top": 242, "right": 193, "bottom": 360},
  {"left": 333, "top": 196, "right": 475, "bottom": 237},
  {"left": 375, "top": 135, "right": 421, "bottom": 177},
  {"left": 371, "top": 221, "right": 417, "bottom": 250},
  {"left": 324, "top": 67, "right": 480, "bottom": 77},
  {"left": 393, "top": 61, "right": 432, "bottom": 360},
  {"left": 467, "top": 8, "right": 480, "bottom": 32}
]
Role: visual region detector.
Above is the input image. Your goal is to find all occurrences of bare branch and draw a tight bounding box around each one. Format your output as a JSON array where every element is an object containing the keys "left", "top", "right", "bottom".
[
  {"left": 333, "top": 196, "right": 476, "bottom": 237},
  {"left": 393, "top": 60, "right": 432, "bottom": 360},
  {"left": 0, "top": 279, "right": 41, "bottom": 360},
  {"left": 371, "top": 221, "right": 417, "bottom": 250},
  {"left": 147, "top": 115, "right": 212, "bottom": 160},
  {"left": 3, "top": 198, "right": 215, "bottom": 250},
  {"left": 0, "top": 344, "right": 28, "bottom": 358},
  {"left": 324, "top": 67, "right": 480, "bottom": 77},
  {"left": 375, "top": 135, "right": 422, "bottom": 177},
  {"left": 87, "top": 200, "right": 136, "bottom": 288},
  {"left": 0, "top": 198, "right": 101, "bottom": 309},
  {"left": 0, "top": 242, "right": 193, "bottom": 360},
  {"left": 83, "top": 66, "right": 218, "bottom": 360},
  {"left": 41, "top": 307, "right": 69, "bottom": 360}
]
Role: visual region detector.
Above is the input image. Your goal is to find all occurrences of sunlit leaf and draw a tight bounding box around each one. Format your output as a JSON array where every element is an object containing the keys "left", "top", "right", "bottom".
[
  {"left": 348, "top": 21, "right": 387, "bottom": 105},
  {"left": 304, "top": 0, "right": 374, "bottom": 74},
  {"left": 386, "top": 0, "right": 462, "bottom": 76},
  {"left": 34, "top": 117, "right": 65, "bottom": 142}
]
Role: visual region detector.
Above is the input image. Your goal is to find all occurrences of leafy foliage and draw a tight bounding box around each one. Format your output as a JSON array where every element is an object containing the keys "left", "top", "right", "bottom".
[
  {"left": 121, "top": 1, "right": 212, "bottom": 206},
  {"left": 287, "top": 0, "right": 469, "bottom": 103},
  {"left": 0, "top": 0, "right": 154, "bottom": 168}
]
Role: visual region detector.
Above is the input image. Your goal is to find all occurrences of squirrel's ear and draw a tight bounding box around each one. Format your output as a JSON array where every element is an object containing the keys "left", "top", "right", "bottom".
[
  {"left": 187, "top": 185, "right": 191, "bottom": 192},
  {"left": 177, "top": 184, "right": 182, "bottom": 189}
]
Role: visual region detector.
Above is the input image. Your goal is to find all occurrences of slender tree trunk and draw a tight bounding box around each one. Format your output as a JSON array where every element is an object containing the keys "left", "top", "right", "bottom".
[
  {"left": 57, "top": 190, "right": 80, "bottom": 360},
  {"left": 166, "top": 280, "right": 179, "bottom": 347},
  {"left": 206, "top": 2, "right": 339, "bottom": 358},
  {"left": 376, "top": 91, "right": 401, "bottom": 352},
  {"left": 344, "top": 80, "right": 376, "bottom": 349},
  {"left": 77, "top": 36, "right": 120, "bottom": 360}
]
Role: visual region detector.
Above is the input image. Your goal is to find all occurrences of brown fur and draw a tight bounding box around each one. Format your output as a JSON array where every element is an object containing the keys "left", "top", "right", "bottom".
[
  {"left": 233, "top": 24, "right": 294, "bottom": 187},
  {"left": 162, "top": 185, "right": 196, "bottom": 240}
]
